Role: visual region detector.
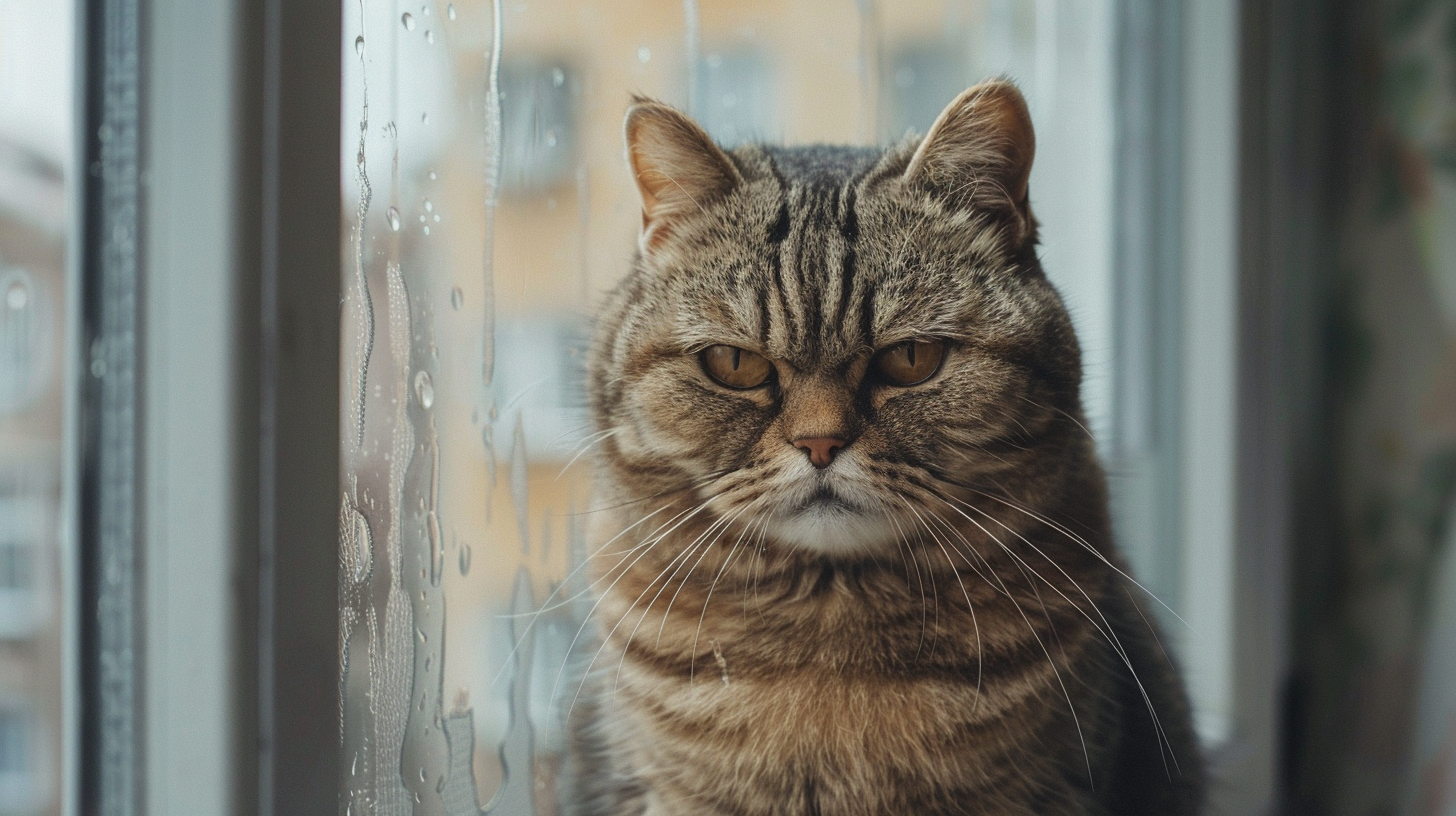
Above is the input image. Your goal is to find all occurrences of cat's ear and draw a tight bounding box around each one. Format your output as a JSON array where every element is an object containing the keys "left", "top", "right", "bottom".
[
  {"left": 903, "top": 80, "right": 1036, "bottom": 243},
  {"left": 624, "top": 97, "right": 740, "bottom": 250}
]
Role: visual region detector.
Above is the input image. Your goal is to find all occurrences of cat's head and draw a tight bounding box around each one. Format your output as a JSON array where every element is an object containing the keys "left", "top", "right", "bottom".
[{"left": 589, "top": 80, "right": 1084, "bottom": 558}]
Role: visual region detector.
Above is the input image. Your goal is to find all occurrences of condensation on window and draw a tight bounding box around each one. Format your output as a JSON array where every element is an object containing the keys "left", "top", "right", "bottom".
[{"left": 337, "top": 2, "right": 1119, "bottom": 814}]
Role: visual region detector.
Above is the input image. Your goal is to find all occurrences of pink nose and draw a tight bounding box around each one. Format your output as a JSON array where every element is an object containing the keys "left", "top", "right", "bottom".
[{"left": 792, "top": 437, "right": 847, "bottom": 469}]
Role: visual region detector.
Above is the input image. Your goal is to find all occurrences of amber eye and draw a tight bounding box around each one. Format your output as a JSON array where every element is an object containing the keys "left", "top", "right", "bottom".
[
  {"left": 872, "top": 339, "right": 946, "bottom": 386},
  {"left": 700, "top": 345, "right": 773, "bottom": 389}
]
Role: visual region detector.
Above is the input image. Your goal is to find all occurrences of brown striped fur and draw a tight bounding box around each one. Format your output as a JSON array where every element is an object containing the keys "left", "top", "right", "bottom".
[{"left": 564, "top": 81, "right": 1203, "bottom": 816}]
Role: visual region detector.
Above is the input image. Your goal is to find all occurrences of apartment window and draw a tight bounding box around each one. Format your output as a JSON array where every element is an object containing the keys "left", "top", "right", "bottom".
[
  {"left": 692, "top": 49, "right": 775, "bottom": 146},
  {"left": 0, "top": 705, "right": 40, "bottom": 816},
  {"left": 0, "top": 267, "right": 52, "bottom": 415},
  {"left": 0, "top": 495, "right": 45, "bottom": 640}
]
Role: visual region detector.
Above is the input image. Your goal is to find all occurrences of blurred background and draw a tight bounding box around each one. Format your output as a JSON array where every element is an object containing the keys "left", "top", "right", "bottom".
[{"left": 3, "top": 0, "right": 1456, "bottom": 814}]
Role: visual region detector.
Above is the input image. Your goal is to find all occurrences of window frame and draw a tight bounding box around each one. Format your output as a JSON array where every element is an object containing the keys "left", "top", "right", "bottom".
[{"left": 73, "top": 0, "right": 340, "bottom": 813}]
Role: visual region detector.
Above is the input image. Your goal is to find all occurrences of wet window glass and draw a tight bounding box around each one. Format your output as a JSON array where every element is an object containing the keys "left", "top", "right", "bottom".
[{"left": 337, "top": 0, "right": 1184, "bottom": 810}]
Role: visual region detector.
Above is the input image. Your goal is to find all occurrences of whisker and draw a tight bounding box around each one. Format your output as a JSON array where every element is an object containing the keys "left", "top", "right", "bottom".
[
  {"left": 555, "top": 426, "right": 622, "bottom": 480},
  {"left": 690, "top": 500, "right": 773, "bottom": 680},
  {"left": 901, "top": 501, "right": 983, "bottom": 709},
  {"left": 550, "top": 498, "right": 714, "bottom": 713},
  {"left": 916, "top": 493, "right": 1095, "bottom": 786}
]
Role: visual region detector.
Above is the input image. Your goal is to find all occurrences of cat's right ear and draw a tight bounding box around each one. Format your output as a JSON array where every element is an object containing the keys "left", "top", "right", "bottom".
[
  {"left": 624, "top": 97, "right": 740, "bottom": 251},
  {"left": 903, "top": 80, "right": 1036, "bottom": 246}
]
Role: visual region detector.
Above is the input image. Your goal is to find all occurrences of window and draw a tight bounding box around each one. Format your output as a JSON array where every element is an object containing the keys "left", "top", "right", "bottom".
[
  {"left": 0, "top": 704, "right": 43, "bottom": 816},
  {"left": 47, "top": 0, "right": 1298, "bottom": 813},
  {"left": 336, "top": 0, "right": 1245, "bottom": 811}
]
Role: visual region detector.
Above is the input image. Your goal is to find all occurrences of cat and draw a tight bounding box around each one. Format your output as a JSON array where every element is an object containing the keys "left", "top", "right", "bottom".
[{"left": 563, "top": 80, "right": 1204, "bottom": 816}]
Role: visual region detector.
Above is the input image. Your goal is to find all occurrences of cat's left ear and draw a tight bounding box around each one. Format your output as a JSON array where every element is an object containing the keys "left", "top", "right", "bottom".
[
  {"left": 903, "top": 80, "right": 1036, "bottom": 245},
  {"left": 624, "top": 97, "right": 741, "bottom": 251}
]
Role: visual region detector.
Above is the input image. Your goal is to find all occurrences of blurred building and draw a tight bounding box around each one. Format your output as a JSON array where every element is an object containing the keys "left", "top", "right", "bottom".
[{"left": 0, "top": 137, "right": 65, "bottom": 816}]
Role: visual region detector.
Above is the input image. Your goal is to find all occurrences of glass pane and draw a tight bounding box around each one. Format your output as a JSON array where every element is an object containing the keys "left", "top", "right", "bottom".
[
  {"left": 338, "top": 1, "right": 1155, "bottom": 812},
  {"left": 0, "top": 1, "right": 75, "bottom": 814}
]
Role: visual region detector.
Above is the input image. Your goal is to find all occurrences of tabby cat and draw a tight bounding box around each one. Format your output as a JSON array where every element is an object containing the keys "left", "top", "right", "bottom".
[{"left": 564, "top": 80, "right": 1204, "bottom": 816}]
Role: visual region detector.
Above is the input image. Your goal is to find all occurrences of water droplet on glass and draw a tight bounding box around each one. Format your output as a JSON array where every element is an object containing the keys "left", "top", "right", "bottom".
[
  {"left": 425, "top": 655, "right": 432, "bottom": 671},
  {"left": 436, "top": 775, "right": 447, "bottom": 794},
  {"left": 421, "top": 111, "right": 429, "bottom": 124},
  {"left": 425, "top": 29, "right": 434, "bottom": 44},
  {"left": 386, "top": 206, "right": 401, "bottom": 231},
  {"left": 401, "top": 11, "right": 415, "bottom": 30},
  {"left": 433, "top": 213, "right": 440, "bottom": 223},
  {"left": 421, "top": 3, "right": 430, "bottom": 15},
  {"left": 544, "top": 129, "right": 557, "bottom": 148},
  {"left": 551, "top": 67, "right": 565, "bottom": 87},
  {"left": 450, "top": 287, "right": 463, "bottom": 310},
  {"left": 351, "top": 753, "right": 359, "bottom": 776},
  {"left": 422, "top": 225, "right": 431, "bottom": 235},
  {"left": 458, "top": 544, "right": 472, "bottom": 575},
  {"left": 414, "top": 370, "right": 434, "bottom": 409},
  {"left": 447, "top": 3, "right": 457, "bottom": 20},
  {"left": 428, "top": 170, "right": 437, "bottom": 180},
  {"left": 354, "top": 35, "right": 365, "bottom": 56},
  {"left": 637, "top": 46, "right": 651, "bottom": 63},
  {"left": 423, "top": 198, "right": 434, "bottom": 212},
  {"left": 489, "top": 403, "right": 499, "bottom": 421},
  {"left": 420, "top": 214, "right": 427, "bottom": 223}
]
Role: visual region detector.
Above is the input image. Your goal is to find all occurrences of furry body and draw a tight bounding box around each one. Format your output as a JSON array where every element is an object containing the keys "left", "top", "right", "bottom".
[{"left": 565, "top": 84, "right": 1203, "bottom": 815}]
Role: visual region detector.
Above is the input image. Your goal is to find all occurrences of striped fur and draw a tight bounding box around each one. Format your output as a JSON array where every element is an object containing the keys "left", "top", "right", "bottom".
[{"left": 564, "top": 82, "right": 1203, "bottom": 816}]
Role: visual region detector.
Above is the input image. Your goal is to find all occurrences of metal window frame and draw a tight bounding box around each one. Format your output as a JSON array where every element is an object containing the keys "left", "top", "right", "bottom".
[{"left": 73, "top": 0, "right": 341, "bottom": 813}]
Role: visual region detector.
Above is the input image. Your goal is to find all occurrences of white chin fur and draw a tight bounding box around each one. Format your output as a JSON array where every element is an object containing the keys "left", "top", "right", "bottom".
[
  {"left": 767, "top": 508, "right": 901, "bottom": 555},
  {"left": 759, "top": 451, "right": 902, "bottom": 555}
]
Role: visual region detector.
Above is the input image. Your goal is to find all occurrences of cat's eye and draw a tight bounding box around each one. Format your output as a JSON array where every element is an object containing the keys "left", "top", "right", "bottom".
[
  {"left": 700, "top": 345, "right": 773, "bottom": 389},
  {"left": 872, "top": 339, "right": 946, "bottom": 386}
]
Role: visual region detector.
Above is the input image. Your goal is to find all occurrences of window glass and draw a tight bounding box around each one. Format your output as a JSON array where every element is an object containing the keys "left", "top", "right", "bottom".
[
  {"left": 0, "top": 1, "right": 73, "bottom": 814},
  {"left": 339, "top": 1, "right": 1156, "bottom": 811}
]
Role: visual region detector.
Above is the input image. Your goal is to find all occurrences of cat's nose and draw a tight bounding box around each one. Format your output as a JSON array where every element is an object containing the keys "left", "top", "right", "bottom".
[{"left": 792, "top": 437, "right": 847, "bottom": 469}]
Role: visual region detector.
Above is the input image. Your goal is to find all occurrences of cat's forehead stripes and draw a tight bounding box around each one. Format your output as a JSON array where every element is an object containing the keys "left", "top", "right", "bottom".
[{"left": 731, "top": 145, "right": 891, "bottom": 367}]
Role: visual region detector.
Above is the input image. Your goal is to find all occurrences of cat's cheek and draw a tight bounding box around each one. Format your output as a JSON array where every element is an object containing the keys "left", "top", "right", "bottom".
[{"left": 619, "top": 373, "right": 771, "bottom": 471}]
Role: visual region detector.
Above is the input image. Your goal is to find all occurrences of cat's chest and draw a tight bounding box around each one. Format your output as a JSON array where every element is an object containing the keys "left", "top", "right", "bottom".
[
  {"left": 618, "top": 657, "right": 1014, "bottom": 765},
  {"left": 613, "top": 663, "right": 1041, "bottom": 815}
]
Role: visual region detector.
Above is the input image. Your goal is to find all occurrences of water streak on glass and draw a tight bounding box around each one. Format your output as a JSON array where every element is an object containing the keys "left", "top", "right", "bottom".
[
  {"left": 349, "top": 0, "right": 377, "bottom": 449},
  {"left": 508, "top": 414, "right": 529, "bottom": 555},
  {"left": 482, "top": 568, "right": 538, "bottom": 813},
  {"left": 682, "top": 0, "right": 700, "bottom": 114},
  {"left": 480, "top": 0, "right": 503, "bottom": 388}
]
